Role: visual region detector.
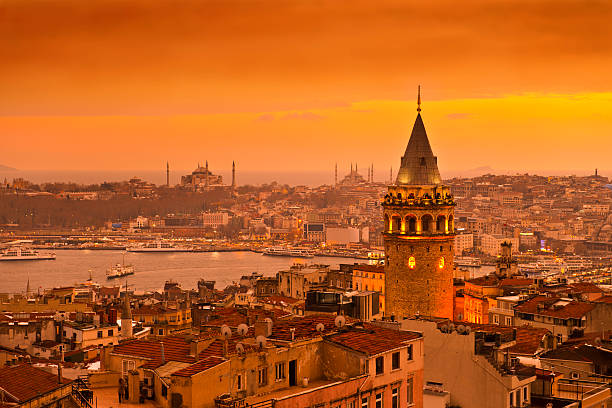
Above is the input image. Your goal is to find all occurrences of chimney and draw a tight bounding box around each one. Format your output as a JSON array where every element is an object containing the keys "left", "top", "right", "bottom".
[{"left": 254, "top": 320, "right": 268, "bottom": 338}]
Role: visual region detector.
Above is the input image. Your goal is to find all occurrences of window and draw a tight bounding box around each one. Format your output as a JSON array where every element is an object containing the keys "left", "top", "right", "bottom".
[
  {"left": 375, "top": 356, "right": 384, "bottom": 375},
  {"left": 392, "top": 352, "right": 400, "bottom": 370},
  {"left": 523, "top": 386, "right": 528, "bottom": 401},
  {"left": 361, "top": 396, "right": 368, "bottom": 408},
  {"left": 108, "top": 329, "right": 114, "bottom": 336},
  {"left": 275, "top": 362, "right": 285, "bottom": 380},
  {"left": 97, "top": 331, "right": 103, "bottom": 338},
  {"left": 348, "top": 402, "right": 355, "bottom": 408},
  {"left": 391, "top": 388, "right": 399, "bottom": 408},
  {"left": 407, "top": 345, "right": 413, "bottom": 361},
  {"left": 493, "top": 315, "right": 499, "bottom": 324},
  {"left": 407, "top": 377, "right": 413, "bottom": 404},
  {"left": 236, "top": 374, "right": 244, "bottom": 390},
  {"left": 505, "top": 317, "right": 512, "bottom": 326},
  {"left": 161, "top": 384, "right": 168, "bottom": 397},
  {"left": 258, "top": 367, "right": 268, "bottom": 386},
  {"left": 570, "top": 371, "right": 579, "bottom": 379},
  {"left": 509, "top": 392, "right": 514, "bottom": 407},
  {"left": 122, "top": 359, "right": 135, "bottom": 376},
  {"left": 158, "top": 329, "right": 164, "bottom": 335},
  {"left": 375, "top": 392, "right": 383, "bottom": 408}
]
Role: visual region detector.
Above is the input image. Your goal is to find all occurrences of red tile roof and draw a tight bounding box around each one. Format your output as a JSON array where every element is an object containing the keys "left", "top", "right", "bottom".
[
  {"left": 509, "top": 327, "right": 552, "bottom": 355},
  {"left": 514, "top": 296, "right": 595, "bottom": 319},
  {"left": 325, "top": 324, "right": 421, "bottom": 356},
  {"left": 268, "top": 315, "right": 343, "bottom": 341},
  {"left": 567, "top": 282, "right": 604, "bottom": 294},
  {"left": 111, "top": 336, "right": 195, "bottom": 369},
  {"left": 172, "top": 356, "right": 227, "bottom": 377},
  {"left": 594, "top": 295, "right": 612, "bottom": 304},
  {"left": 0, "top": 364, "right": 71, "bottom": 403},
  {"left": 352, "top": 265, "right": 385, "bottom": 273},
  {"left": 499, "top": 278, "right": 534, "bottom": 287}
]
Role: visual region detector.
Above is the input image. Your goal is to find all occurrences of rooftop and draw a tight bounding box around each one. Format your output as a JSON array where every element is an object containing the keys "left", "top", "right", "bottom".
[{"left": 0, "top": 364, "right": 71, "bottom": 403}]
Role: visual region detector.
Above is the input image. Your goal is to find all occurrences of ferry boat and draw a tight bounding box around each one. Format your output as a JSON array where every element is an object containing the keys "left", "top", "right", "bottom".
[
  {"left": 106, "top": 263, "right": 135, "bottom": 279},
  {"left": 0, "top": 246, "right": 56, "bottom": 261},
  {"left": 127, "top": 240, "right": 193, "bottom": 253},
  {"left": 455, "top": 256, "right": 482, "bottom": 267},
  {"left": 263, "top": 247, "right": 315, "bottom": 258}
]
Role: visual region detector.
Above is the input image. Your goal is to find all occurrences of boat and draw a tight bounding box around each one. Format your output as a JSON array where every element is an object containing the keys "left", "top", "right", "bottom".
[
  {"left": 0, "top": 246, "right": 56, "bottom": 261},
  {"left": 127, "top": 240, "right": 193, "bottom": 253},
  {"left": 263, "top": 247, "right": 315, "bottom": 258},
  {"left": 455, "top": 256, "right": 481, "bottom": 267},
  {"left": 106, "top": 263, "right": 135, "bottom": 279}
]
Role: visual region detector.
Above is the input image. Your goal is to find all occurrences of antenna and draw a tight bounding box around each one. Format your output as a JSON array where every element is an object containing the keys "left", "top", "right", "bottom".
[
  {"left": 237, "top": 324, "right": 248, "bottom": 336},
  {"left": 255, "top": 335, "right": 267, "bottom": 349},
  {"left": 220, "top": 325, "right": 232, "bottom": 339}
]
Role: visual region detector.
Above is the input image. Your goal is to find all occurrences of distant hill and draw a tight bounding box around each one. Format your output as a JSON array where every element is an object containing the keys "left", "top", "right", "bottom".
[{"left": 0, "top": 164, "right": 17, "bottom": 171}]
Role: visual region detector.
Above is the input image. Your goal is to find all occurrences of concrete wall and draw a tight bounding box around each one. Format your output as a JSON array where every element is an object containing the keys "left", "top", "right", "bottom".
[
  {"left": 401, "top": 319, "right": 533, "bottom": 408},
  {"left": 0, "top": 319, "right": 56, "bottom": 350}
]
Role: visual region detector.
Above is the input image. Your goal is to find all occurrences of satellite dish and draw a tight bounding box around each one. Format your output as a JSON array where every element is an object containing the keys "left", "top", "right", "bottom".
[
  {"left": 456, "top": 325, "right": 466, "bottom": 334},
  {"left": 236, "top": 343, "right": 245, "bottom": 354},
  {"left": 448, "top": 323, "right": 455, "bottom": 332},
  {"left": 316, "top": 323, "right": 325, "bottom": 332},
  {"left": 264, "top": 317, "right": 273, "bottom": 326},
  {"left": 237, "top": 324, "right": 249, "bottom": 336},
  {"left": 334, "top": 315, "right": 346, "bottom": 328},
  {"left": 220, "top": 325, "right": 232, "bottom": 339},
  {"left": 464, "top": 326, "right": 471, "bottom": 335},
  {"left": 439, "top": 324, "right": 449, "bottom": 333},
  {"left": 255, "top": 335, "right": 267, "bottom": 349}
]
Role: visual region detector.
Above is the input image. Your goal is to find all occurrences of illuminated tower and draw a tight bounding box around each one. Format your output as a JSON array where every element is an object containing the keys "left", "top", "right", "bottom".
[
  {"left": 383, "top": 87, "right": 455, "bottom": 320},
  {"left": 166, "top": 162, "right": 170, "bottom": 187}
]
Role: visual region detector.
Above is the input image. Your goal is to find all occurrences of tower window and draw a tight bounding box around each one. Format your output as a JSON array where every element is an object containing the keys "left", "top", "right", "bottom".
[
  {"left": 420, "top": 157, "right": 426, "bottom": 165},
  {"left": 440, "top": 246, "right": 443, "bottom": 252},
  {"left": 426, "top": 247, "right": 430, "bottom": 253}
]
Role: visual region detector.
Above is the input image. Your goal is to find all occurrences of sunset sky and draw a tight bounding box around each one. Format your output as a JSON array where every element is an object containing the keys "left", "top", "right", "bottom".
[{"left": 1, "top": 0, "right": 612, "bottom": 179}]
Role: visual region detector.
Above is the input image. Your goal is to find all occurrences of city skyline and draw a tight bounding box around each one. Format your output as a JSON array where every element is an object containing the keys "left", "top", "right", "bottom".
[{"left": 1, "top": 0, "right": 612, "bottom": 174}]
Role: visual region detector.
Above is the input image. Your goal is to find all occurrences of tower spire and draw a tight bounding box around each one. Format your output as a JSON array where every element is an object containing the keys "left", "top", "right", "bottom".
[
  {"left": 166, "top": 161, "right": 170, "bottom": 187},
  {"left": 417, "top": 85, "right": 421, "bottom": 112}
]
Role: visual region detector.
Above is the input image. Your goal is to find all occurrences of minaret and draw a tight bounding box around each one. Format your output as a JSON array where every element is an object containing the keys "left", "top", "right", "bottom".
[
  {"left": 335, "top": 163, "right": 338, "bottom": 186},
  {"left": 382, "top": 87, "right": 455, "bottom": 320},
  {"left": 371, "top": 163, "right": 374, "bottom": 183},
  {"left": 351, "top": 163, "right": 353, "bottom": 173},
  {"left": 166, "top": 162, "right": 170, "bottom": 187},
  {"left": 232, "top": 161, "right": 236, "bottom": 190},
  {"left": 205, "top": 161, "right": 209, "bottom": 187},
  {"left": 389, "top": 166, "right": 393, "bottom": 184},
  {"left": 120, "top": 286, "right": 133, "bottom": 338},
  {"left": 26, "top": 276, "right": 30, "bottom": 298}
]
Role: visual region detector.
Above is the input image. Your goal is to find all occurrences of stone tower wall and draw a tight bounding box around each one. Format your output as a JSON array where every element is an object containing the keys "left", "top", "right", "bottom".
[{"left": 384, "top": 234, "right": 454, "bottom": 319}]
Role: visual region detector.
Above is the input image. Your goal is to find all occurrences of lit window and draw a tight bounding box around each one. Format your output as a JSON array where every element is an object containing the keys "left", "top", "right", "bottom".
[
  {"left": 361, "top": 396, "right": 369, "bottom": 408},
  {"left": 408, "top": 257, "right": 416, "bottom": 269},
  {"left": 438, "top": 257, "right": 445, "bottom": 269}
]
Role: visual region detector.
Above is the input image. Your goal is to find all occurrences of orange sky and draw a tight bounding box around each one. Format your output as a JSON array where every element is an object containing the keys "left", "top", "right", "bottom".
[{"left": 1, "top": 0, "right": 612, "bottom": 176}]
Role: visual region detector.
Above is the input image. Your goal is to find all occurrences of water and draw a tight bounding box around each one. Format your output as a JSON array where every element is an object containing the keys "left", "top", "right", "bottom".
[{"left": 0, "top": 250, "right": 360, "bottom": 294}]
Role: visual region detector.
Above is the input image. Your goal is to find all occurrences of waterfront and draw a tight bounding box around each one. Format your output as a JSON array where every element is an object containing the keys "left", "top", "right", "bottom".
[{"left": 0, "top": 250, "right": 362, "bottom": 294}]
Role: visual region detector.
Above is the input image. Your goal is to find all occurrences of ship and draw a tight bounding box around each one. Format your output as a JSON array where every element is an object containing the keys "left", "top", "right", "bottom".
[
  {"left": 263, "top": 247, "right": 315, "bottom": 258},
  {"left": 0, "top": 246, "right": 56, "bottom": 261},
  {"left": 126, "top": 240, "right": 193, "bottom": 253},
  {"left": 454, "top": 256, "right": 482, "bottom": 267},
  {"left": 106, "top": 263, "right": 135, "bottom": 279}
]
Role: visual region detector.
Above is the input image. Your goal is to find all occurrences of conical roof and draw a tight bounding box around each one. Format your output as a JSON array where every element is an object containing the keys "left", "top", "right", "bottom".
[
  {"left": 121, "top": 290, "right": 132, "bottom": 320},
  {"left": 395, "top": 113, "right": 442, "bottom": 185}
]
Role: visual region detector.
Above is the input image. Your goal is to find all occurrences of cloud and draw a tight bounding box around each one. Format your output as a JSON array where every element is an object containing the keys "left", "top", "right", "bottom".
[
  {"left": 281, "top": 112, "right": 325, "bottom": 121},
  {"left": 446, "top": 113, "right": 472, "bottom": 120},
  {"left": 255, "top": 114, "right": 275, "bottom": 122}
]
